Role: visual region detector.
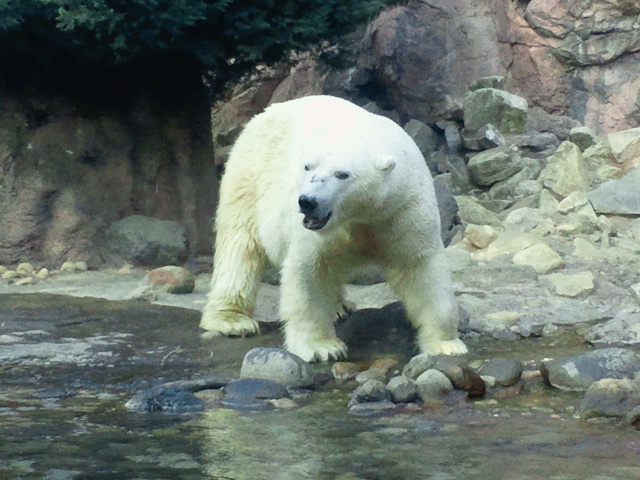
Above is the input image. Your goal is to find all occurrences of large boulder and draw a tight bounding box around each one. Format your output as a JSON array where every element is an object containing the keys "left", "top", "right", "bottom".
[
  {"left": 463, "top": 89, "right": 528, "bottom": 134},
  {"left": 467, "top": 144, "right": 523, "bottom": 186},
  {"left": 105, "top": 215, "right": 189, "bottom": 267},
  {"left": 539, "top": 141, "right": 590, "bottom": 197},
  {"left": 587, "top": 169, "right": 640, "bottom": 215}
]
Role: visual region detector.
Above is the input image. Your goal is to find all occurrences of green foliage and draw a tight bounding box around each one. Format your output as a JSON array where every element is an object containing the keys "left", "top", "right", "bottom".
[{"left": 0, "top": 0, "right": 390, "bottom": 90}]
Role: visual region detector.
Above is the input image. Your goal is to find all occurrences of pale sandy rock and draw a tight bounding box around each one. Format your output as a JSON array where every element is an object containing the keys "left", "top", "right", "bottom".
[
  {"left": 545, "top": 272, "right": 595, "bottom": 297},
  {"left": 572, "top": 238, "right": 599, "bottom": 259},
  {"left": 503, "top": 207, "right": 555, "bottom": 236},
  {"left": 473, "top": 232, "right": 537, "bottom": 261},
  {"left": 2, "top": 270, "right": 18, "bottom": 279},
  {"left": 539, "top": 141, "right": 590, "bottom": 197},
  {"left": 60, "top": 261, "right": 78, "bottom": 272},
  {"left": 14, "top": 277, "right": 36, "bottom": 286},
  {"left": 16, "top": 263, "right": 34, "bottom": 277},
  {"left": 512, "top": 243, "right": 564, "bottom": 274},
  {"left": 36, "top": 268, "right": 50, "bottom": 280},
  {"left": 538, "top": 189, "right": 559, "bottom": 214},
  {"left": 465, "top": 224, "right": 498, "bottom": 249},
  {"left": 630, "top": 283, "right": 640, "bottom": 306},
  {"left": 485, "top": 311, "right": 521, "bottom": 327},
  {"left": 0, "top": 266, "right": 6, "bottom": 275},
  {"left": 455, "top": 195, "right": 503, "bottom": 227},
  {"left": 607, "top": 128, "right": 640, "bottom": 164}
]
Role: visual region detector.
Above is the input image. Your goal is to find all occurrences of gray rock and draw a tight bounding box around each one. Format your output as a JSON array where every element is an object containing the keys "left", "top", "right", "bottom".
[
  {"left": 433, "top": 175, "right": 460, "bottom": 246},
  {"left": 349, "top": 379, "right": 392, "bottom": 407},
  {"left": 467, "top": 144, "right": 523, "bottom": 186},
  {"left": 455, "top": 195, "right": 503, "bottom": 227},
  {"left": 222, "top": 378, "right": 290, "bottom": 411},
  {"left": 415, "top": 369, "right": 454, "bottom": 401},
  {"left": 478, "top": 358, "right": 523, "bottom": 387},
  {"left": 469, "top": 76, "right": 506, "bottom": 91},
  {"left": 581, "top": 378, "right": 640, "bottom": 418},
  {"left": 583, "top": 313, "right": 640, "bottom": 346},
  {"left": 541, "top": 348, "right": 640, "bottom": 392},
  {"left": 569, "top": 126, "right": 596, "bottom": 151},
  {"left": 526, "top": 107, "right": 581, "bottom": 141},
  {"left": 402, "top": 353, "right": 436, "bottom": 380},
  {"left": 348, "top": 401, "right": 397, "bottom": 415},
  {"left": 145, "top": 266, "right": 195, "bottom": 294},
  {"left": 105, "top": 215, "right": 188, "bottom": 267},
  {"left": 463, "top": 88, "right": 528, "bottom": 134},
  {"left": 461, "top": 124, "right": 506, "bottom": 151},
  {"left": 404, "top": 119, "right": 441, "bottom": 163},
  {"left": 539, "top": 141, "right": 590, "bottom": 197},
  {"left": 587, "top": 169, "right": 640, "bottom": 215},
  {"left": 240, "top": 347, "right": 313, "bottom": 388},
  {"left": 386, "top": 376, "right": 418, "bottom": 403}
]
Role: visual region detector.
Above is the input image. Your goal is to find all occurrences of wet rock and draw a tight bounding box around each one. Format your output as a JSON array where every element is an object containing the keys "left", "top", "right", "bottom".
[
  {"left": 512, "top": 243, "right": 564, "bottom": 274},
  {"left": 356, "top": 357, "right": 399, "bottom": 384},
  {"left": 541, "top": 348, "right": 640, "bottom": 392},
  {"left": 581, "top": 378, "right": 640, "bottom": 419},
  {"left": 467, "top": 144, "right": 523, "bottom": 186},
  {"left": 544, "top": 272, "right": 595, "bottom": 297},
  {"left": 463, "top": 88, "right": 528, "bottom": 134},
  {"left": 126, "top": 376, "right": 229, "bottom": 413},
  {"left": 348, "top": 401, "right": 397, "bottom": 415},
  {"left": 587, "top": 169, "right": 640, "bottom": 215},
  {"left": 433, "top": 357, "right": 486, "bottom": 397},
  {"left": 583, "top": 313, "right": 640, "bottom": 346},
  {"left": 402, "top": 353, "right": 436, "bottom": 380},
  {"left": 240, "top": 347, "right": 313, "bottom": 388},
  {"left": 539, "top": 141, "right": 590, "bottom": 197},
  {"left": 478, "top": 358, "right": 523, "bottom": 387},
  {"left": 386, "top": 376, "right": 418, "bottom": 403},
  {"left": 105, "top": 215, "right": 188, "bottom": 267},
  {"left": 332, "top": 362, "right": 361, "bottom": 383},
  {"left": 349, "top": 379, "right": 392, "bottom": 407},
  {"left": 415, "top": 369, "right": 454, "bottom": 401},
  {"left": 222, "top": 378, "right": 290, "bottom": 411},
  {"left": 146, "top": 266, "right": 195, "bottom": 294}
]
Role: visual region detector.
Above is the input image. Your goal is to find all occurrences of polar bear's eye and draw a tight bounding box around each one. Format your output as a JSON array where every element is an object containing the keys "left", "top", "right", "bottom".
[{"left": 334, "top": 171, "right": 350, "bottom": 180}]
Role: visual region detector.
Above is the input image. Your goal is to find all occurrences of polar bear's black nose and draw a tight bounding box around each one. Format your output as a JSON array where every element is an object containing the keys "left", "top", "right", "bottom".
[{"left": 298, "top": 195, "right": 318, "bottom": 214}]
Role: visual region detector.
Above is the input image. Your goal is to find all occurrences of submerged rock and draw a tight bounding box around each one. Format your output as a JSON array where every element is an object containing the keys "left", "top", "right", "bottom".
[{"left": 222, "top": 378, "right": 290, "bottom": 411}]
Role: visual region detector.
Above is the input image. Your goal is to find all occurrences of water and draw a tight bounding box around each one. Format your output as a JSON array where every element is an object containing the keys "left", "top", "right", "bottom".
[{"left": 1, "top": 295, "right": 639, "bottom": 479}]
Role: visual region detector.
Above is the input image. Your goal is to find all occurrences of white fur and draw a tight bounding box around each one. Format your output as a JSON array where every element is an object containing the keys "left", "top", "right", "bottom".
[{"left": 201, "top": 95, "right": 467, "bottom": 362}]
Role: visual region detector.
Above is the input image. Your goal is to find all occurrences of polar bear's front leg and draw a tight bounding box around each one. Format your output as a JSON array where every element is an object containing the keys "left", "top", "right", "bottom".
[
  {"left": 279, "top": 260, "right": 348, "bottom": 362},
  {"left": 388, "top": 251, "right": 467, "bottom": 356}
]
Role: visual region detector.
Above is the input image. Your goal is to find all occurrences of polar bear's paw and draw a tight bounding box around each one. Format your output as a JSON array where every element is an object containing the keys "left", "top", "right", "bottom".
[
  {"left": 421, "top": 338, "right": 468, "bottom": 356},
  {"left": 335, "top": 300, "right": 356, "bottom": 323},
  {"left": 287, "top": 337, "right": 348, "bottom": 363},
  {"left": 200, "top": 310, "right": 259, "bottom": 338}
]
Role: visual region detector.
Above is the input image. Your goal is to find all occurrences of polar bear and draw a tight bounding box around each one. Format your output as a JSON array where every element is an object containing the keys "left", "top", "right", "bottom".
[{"left": 201, "top": 95, "right": 467, "bottom": 362}]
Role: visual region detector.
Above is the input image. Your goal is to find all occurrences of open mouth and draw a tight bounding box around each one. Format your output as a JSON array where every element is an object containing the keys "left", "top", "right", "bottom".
[{"left": 302, "top": 211, "right": 332, "bottom": 231}]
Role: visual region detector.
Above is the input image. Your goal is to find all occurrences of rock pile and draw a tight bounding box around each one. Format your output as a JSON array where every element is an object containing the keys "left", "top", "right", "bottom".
[{"left": 0, "top": 260, "right": 87, "bottom": 286}]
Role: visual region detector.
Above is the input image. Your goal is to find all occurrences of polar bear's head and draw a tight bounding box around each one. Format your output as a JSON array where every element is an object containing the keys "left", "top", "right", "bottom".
[{"left": 297, "top": 155, "right": 396, "bottom": 231}]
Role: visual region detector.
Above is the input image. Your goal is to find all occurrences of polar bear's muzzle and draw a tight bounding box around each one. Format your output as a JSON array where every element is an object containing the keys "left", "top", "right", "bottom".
[{"left": 299, "top": 195, "right": 333, "bottom": 231}]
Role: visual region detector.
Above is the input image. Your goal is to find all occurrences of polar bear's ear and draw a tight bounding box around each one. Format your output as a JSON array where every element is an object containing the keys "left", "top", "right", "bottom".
[{"left": 375, "top": 155, "right": 396, "bottom": 173}]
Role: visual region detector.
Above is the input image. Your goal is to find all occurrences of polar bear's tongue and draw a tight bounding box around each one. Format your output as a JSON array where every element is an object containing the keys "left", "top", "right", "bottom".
[{"left": 303, "top": 211, "right": 332, "bottom": 231}]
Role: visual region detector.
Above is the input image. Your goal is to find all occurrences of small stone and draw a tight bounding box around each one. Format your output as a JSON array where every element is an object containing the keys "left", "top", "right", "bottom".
[
  {"left": 332, "top": 362, "right": 361, "bottom": 383},
  {"left": 36, "top": 268, "right": 50, "bottom": 279},
  {"left": 2, "top": 270, "right": 18, "bottom": 279},
  {"left": 146, "top": 266, "right": 195, "bottom": 294},
  {"left": 14, "top": 276, "right": 36, "bottom": 286},
  {"left": 349, "top": 379, "right": 392, "bottom": 407},
  {"left": 415, "top": 369, "right": 454, "bottom": 401},
  {"left": 402, "top": 353, "right": 436, "bottom": 380},
  {"left": 478, "top": 358, "right": 523, "bottom": 387},
  {"left": 545, "top": 272, "right": 595, "bottom": 297},
  {"left": 569, "top": 126, "right": 596, "bottom": 152},
  {"left": 386, "top": 376, "right": 418, "bottom": 403},
  {"left": 60, "top": 261, "right": 77, "bottom": 272},
  {"left": 16, "top": 263, "right": 34, "bottom": 276},
  {"left": 465, "top": 224, "right": 498, "bottom": 249},
  {"left": 512, "top": 243, "right": 564, "bottom": 274},
  {"left": 240, "top": 347, "right": 313, "bottom": 388}
]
